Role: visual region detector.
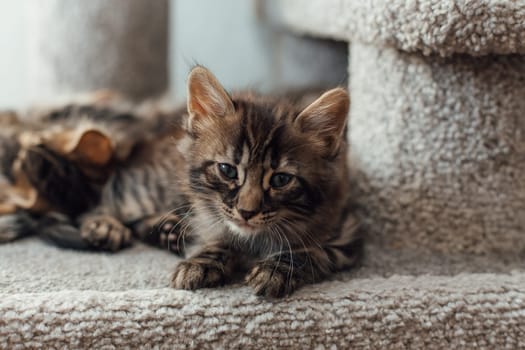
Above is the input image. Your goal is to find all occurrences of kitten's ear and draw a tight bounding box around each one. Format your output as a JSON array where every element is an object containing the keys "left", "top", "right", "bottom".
[
  {"left": 46, "top": 129, "right": 113, "bottom": 166},
  {"left": 187, "top": 66, "right": 234, "bottom": 131},
  {"left": 20, "top": 127, "right": 114, "bottom": 167},
  {"left": 294, "top": 88, "right": 350, "bottom": 157},
  {"left": 70, "top": 129, "right": 113, "bottom": 166}
]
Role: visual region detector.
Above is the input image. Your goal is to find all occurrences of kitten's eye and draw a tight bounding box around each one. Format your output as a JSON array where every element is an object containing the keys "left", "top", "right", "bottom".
[
  {"left": 270, "top": 173, "right": 293, "bottom": 188},
  {"left": 218, "top": 163, "right": 238, "bottom": 180}
]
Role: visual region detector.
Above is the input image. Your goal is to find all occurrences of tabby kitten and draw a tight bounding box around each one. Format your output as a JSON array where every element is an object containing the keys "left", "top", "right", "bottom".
[{"left": 167, "top": 67, "right": 362, "bottom": 297}]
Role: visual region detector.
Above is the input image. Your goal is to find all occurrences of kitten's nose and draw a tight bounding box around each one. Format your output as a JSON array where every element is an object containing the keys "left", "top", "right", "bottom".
[{"left": 238, "top": 209, "right": 257, "bottom": 221}]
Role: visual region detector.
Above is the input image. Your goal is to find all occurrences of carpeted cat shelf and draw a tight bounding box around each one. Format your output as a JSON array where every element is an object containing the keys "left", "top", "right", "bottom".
[{"left": 2, "top": 1, "right": 525, "bottom": 348}]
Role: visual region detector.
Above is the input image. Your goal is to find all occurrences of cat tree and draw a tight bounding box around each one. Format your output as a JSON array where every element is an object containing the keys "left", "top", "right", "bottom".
[
  {"left": 273, "top": 0, "right": 525, "bottom": 255},
  {"left": 26, "top": 0, "right": 168, "bottom": 103}
]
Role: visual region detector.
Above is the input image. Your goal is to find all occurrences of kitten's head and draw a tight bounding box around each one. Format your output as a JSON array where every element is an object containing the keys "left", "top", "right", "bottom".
[
  {"left": 0, "top": 121, "right": 114, "bottom": 216},
  {"left": 0, "top": 105, "right": 131, "bottom": 216},
  {"left": 1, "top": 100, "right": 181, "bottom": 217},
  {"left": 184, "top": 66, "right": 349, "bottom": 243}
]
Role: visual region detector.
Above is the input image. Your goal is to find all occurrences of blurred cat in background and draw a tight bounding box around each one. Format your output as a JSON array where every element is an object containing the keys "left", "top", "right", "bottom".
[{"left": 0, "top": 92, "right": 184, "bottom": 250}]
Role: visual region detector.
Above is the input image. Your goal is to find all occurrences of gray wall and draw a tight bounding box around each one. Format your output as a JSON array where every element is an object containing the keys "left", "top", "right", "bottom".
[
  {"left": 171, "top": 0, "right": 348, "bottom": 101},
  {"left": 0, "top": 2, "right": 28, "bottom": 108},
  {"left": 171, "top": 0, "right": 275, "bottom": 99}
]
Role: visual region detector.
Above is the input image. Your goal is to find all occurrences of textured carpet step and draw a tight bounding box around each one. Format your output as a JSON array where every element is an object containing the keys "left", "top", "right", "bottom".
[
  {"left": 2, "top": 239, "right": 524, "bottom": 348},
  {"left": 2, "top": 277, "right": 525, "bottom": 348}
]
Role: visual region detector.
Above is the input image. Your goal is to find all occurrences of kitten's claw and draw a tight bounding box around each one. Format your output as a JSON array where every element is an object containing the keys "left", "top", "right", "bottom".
[
  {"left": 246, "top": 262, "right": 297, "bottom": 298},
  {"left": 80, "top": 215, "right": 132, "bottom": 252},
  {"left": 171, "top": 260, "right": 225, "bottom": 290}
]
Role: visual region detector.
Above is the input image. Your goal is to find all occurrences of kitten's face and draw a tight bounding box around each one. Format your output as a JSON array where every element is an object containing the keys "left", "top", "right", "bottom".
[
  {"left": 185, "top": 67, "right": 349, "bottom": 242},
  {"left": 188, "top": 104, "right": 316, "bottom": 237}
]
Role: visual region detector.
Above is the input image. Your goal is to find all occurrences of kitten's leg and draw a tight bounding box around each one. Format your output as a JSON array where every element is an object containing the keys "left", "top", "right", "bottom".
[
  {"left": 33, "top": 211, "right": 136, "bottom": 251},
  {"left": 246, "top": 249, "right": 319, "bottom": 298},
  {"left": 246, "top": 236, "right": 363, "bottom": 298},
  {"left": 171, "top": 241, "right": 234, "bottom": 290},
  {"left": 79, "top": 214, "right": 132, "bottom": 252},
  {"left": 131, "top": 212, "right": 191, "bottom": 254},
  {"left": 0, "top": 212, "right": 37, "bottom": 243},
  {"left": 247, "top": 217, "right": 363, "bottom": 298},
  {"left": 38, "top": 212, "right": 91, "bottom": 249}
]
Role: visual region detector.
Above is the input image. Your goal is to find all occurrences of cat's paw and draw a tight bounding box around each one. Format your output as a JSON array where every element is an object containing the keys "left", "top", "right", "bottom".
[
  {"left": 80, "top": 215, "right": 132, "bottom": 252},
  {"left": 0, "top": 213, "right": 35, "bottom": 243},
  {"left": 156, "top": 215, "right": 184, "bottom": 253},
  {"left": 134, "top": 213, "right": 187, "bottom": 254},
  {"left": 246, "top": 261, "right": 297, "bottom": 298},
  {"left": 171, "top": 260, "right": 225, "bottom": 290}
]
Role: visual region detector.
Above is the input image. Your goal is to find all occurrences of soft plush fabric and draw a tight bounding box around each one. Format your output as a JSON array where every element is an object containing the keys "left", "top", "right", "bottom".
[
  {"left": 2, "top": 238, "right": 524, "bottom": 349},
  {"left": 269, "top": 0, "right": 525, "bottom": 56},
  {"left": 348, "top": 44, "right": 525, "bottom": 255}
]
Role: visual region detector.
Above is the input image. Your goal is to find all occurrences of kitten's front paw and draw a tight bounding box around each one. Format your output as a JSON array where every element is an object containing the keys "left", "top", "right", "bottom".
[
  {"left": 171, "top": 260, "right": 225, "bottom": 290},
  {"left": 80, "top": 215, "right": 132, "bottom": 252},
  {"left": 134, "top": 213, "right": 187, "bottom": 254},
  {"left": 246, "top": 262, "right": 298, "bottom": 298},
  {"left": 0, "top": 213, "right": 34, "bottom": 243},
  {"left": 157, "top": 215, "right": 185, "bottom": 253}
]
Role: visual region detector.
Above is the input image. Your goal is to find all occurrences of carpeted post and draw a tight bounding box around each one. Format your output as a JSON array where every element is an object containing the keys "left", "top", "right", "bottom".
[
  {"left": 26, "top": 0, "right": 168, "bottom": 103},
  {"left": 349, "top": 43, "right": 525, "bottom": 254}
]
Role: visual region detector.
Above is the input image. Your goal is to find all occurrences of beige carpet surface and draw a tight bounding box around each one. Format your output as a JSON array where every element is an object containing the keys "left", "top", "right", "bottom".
[{"left": 2, "top": 238, "right": 524, "bottom": 349}]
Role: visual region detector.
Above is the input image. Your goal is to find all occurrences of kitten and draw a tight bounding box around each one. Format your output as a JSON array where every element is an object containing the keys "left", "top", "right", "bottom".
[{"left": 169, "top": 67, "right": 362, "bottom": 297}]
